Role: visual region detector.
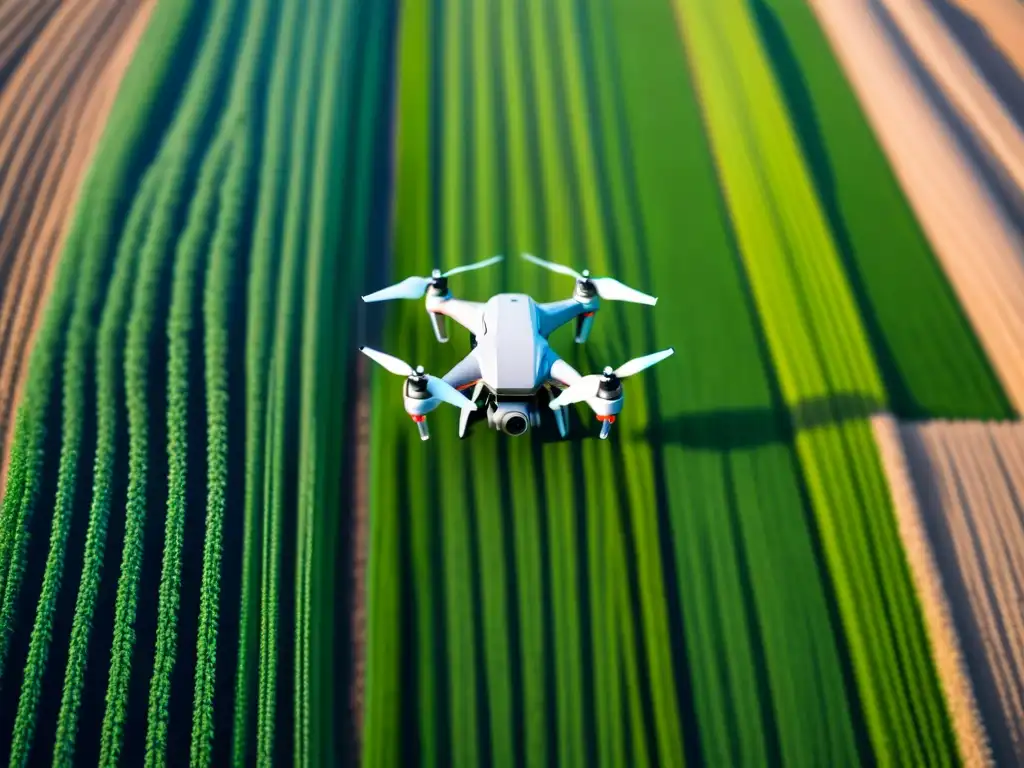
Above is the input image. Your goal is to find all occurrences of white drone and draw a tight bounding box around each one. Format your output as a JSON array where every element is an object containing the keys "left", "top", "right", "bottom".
[{"left": 359, "top": 253, "right": 673, "bottom": 441}]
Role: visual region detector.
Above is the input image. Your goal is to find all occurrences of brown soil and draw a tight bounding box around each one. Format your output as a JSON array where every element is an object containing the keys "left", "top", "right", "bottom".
[
  {"left": 0, "top": 0, "right": 154, "bottom": 490},
  {"left": 878, "top": 0, "right": 1024, "bottom": 195},
  {"left": 349, "top": 352, "right": 370, "bottom": 756},
  {"left": 946, "top": 0, "right": 1024, "bottom": 87},
  {"left": 807, "top": 0, "right": 1024, "bottom": 415},
  {"left": 877, "top": 416, "right": 1024, "bottom": 766},
  {"left": 871, "top": 415, "right": 993, "bottom": 767}
]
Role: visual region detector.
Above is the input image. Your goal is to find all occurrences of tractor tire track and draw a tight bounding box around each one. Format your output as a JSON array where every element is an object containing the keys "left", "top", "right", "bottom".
[{"left": 0, "top": 0, "right": 151, "bottom": 492}]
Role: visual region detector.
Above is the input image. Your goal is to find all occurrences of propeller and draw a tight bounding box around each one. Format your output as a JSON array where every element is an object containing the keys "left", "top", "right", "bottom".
[
  {"left": 520, "top": 253, "right": 657, "bottom": 306},
  {"left": 549, "top": 348, "right": 674, "bottom": 408},
  {"left": 362, "top": 255, "right": 504, "bottom": 302},
  {"left": 360, "top": 346, "right": 478, "bottom": 411}
]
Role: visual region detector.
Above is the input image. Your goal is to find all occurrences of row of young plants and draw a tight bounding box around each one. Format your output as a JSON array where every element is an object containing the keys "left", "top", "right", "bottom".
[
  {"left": 0, "top": 0, "right": 395, "bottom": 765},
  {"left": 364, "top": 0, "right": 889, "bottom": 766},
  {"left": 672, "top": 0, "right": 961, "bottom": 763},
  {"left": 752, "top": 0, "right": 1013, "bottom": 421}
]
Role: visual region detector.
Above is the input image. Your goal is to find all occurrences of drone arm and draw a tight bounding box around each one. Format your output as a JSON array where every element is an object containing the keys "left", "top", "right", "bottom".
[
  {"left": 440, "top": 351, "right": 483, "bottom": 392},
  {"left": 425, "top": 295, "right": 487, "bottom": 337},
  {"left": 548, "top": 357, "right": 585, "bottom": 389},
  {"left": 537, "top": 298, "right": 599, "bottom": 340}
]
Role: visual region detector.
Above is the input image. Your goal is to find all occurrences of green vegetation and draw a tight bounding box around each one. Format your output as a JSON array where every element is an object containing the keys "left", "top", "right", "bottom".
[
  {"left": 0, "top": 0, "right": 394, "bottom": 765},
  {"left": 673, "top": 0, "right": 958, "bottom": 762},
  {"left": 751, "top": 0, "right": 1013, "bottom": 420},
  {"left": 362, "top": 0, "right": 981, "bottom": 764},
  {"left": 0, "top": 0, "right": 1012, "bottom": 765}
]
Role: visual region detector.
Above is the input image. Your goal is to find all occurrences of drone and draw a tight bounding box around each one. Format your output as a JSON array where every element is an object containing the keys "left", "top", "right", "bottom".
[{"left": 359, "top": 252, "right": 673, "bottom": 441}]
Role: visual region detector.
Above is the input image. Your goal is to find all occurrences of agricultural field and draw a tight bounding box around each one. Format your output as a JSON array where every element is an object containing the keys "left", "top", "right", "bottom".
[
  {"left": 0, "top": 0, "right": 1023, "bottom": 767},
  {"left": 876, "top": 417, "right": 1024, "bottom": 766}
]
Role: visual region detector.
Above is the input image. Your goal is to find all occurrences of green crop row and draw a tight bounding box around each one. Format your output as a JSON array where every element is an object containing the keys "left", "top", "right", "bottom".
[
  {"left": 146, "top": 0, "right": 275, "bottom": 762},
  {"left": 752, "top": 0, "right": 1012, "bottom": 420},
  {"left": 364, "top": 1, "right": 887, "bottom": 767},
  {"left": 0, "top": 0, "right": 393, "bottom": 764},
  {"left": 0, "top": 0, "right": 206, "bottom": 674},
  {"left": 609, "top": 0, "right": 866, "bottom": 763},
  {"left": 673, "top": 0, "right": 959, "bottom": 763},
  {"left": 101, "top": 0, "right": 248, "bottom": 761},
  {"left": 51, "top": 170, "right": 161, "bottom": 768},
  {"left": 229, "top": 0, "right": 303, "bottom": 760}
]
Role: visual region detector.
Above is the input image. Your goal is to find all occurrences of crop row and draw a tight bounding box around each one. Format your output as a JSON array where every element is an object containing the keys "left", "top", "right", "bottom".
[
  {"left": 752, "top": 0, "right": 1012, "bottom": 421},
  {"left": 361, "top": 0, "right": 960, "bottom": 765},
  {"left": 673, "top": 0, "right": 962, "bottom": 762},
  {"left": 0, "top": 0, "right": 395, "bottom": 765}
]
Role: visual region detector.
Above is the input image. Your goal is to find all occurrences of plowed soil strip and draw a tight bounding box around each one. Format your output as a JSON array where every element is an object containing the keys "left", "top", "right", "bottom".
[
  {"left": 808, "top": 0, "right": 1024, "bottom": 413},
  {"left": 877, "top": 0, "right": 1024, "bottom": 196},
  {"left": 871, "top": 414, "right": 992, "bottom": 767},
  {"left": 0, "top": 1, "right": 61, "bottom": 88},
  {"left": 878, "top": 416, "right": 1024, "bottom": 765},
  {"left": 945, "top": 1, "right": 1024, "bottom": 80},
  {"left": 0, "top": 0, "right": 152, "bottom": 490}
]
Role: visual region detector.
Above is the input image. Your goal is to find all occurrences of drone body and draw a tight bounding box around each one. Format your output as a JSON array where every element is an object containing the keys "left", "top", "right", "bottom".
[{"left": 360, "top": 253, "right": 673, "bottom": 441}]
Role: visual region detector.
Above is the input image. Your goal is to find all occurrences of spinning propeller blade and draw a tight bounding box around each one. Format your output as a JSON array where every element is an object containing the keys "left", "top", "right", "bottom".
[
  {"left": 359, "top": 346, "right": 477, "bottom": 410},
  {"left": 359, "top": 346, "right": 415, "bottom": 376},
  {"left": 614, "top": 348, "right": 675, "bottom": 378},
  {"left": 590, "top": 277, "right": 657, "bottom": 306},
  {"left": 520, "top": 252, "right": 584, "bottom": 280},
  {"left": 520, "top": 253, "right": 657, "bottom": 305},
  {"left": 549, "top": 348, "right": 674, "bottom": 408},
  {"left": 361, "top": 255, "right": 505, "bottom": 302},
  {"left": 362, "top": 276, "right": 432, "bottom": 302},
  {"left": 442, "top": 254, "right": 504, "bottom": 277}
]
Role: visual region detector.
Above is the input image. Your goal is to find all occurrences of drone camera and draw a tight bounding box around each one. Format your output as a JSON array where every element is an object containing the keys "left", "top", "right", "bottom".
[
  {"left": 503, "top": 412, "right": 529, "bottom": 436},
  {"left": 488, "top": 400, "right": 533, "bottom": 436}
]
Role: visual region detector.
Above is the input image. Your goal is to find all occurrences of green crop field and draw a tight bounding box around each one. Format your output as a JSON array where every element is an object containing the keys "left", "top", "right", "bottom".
[
  {"left": 0, "top": 0, "right": 1013, "bottom": 766},
  {"left": 0, "top": 0, "right": 394, "bottom": 765}
]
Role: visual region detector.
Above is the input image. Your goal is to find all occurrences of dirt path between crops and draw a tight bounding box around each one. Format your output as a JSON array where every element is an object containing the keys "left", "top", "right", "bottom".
[
  {"left": 0, "top": 0, "right": 154, "bottom": 491},
  {"left": 807, "top": 0, "right": 1024, "bottom": 416},
  {"left": 874, "top": 415, "right": 1024, "bottom": 766}
]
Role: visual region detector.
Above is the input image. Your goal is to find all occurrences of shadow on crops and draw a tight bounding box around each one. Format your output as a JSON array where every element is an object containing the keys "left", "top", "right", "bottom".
[
  {"left": 901, "top": 429, "right": 1023, "bottom": 765},
  {"left": 924, "top": 0, "right": 1024, "bottom": 133},
  {"left": 639, "top": 392, "right": 885, "bottom": 449}
]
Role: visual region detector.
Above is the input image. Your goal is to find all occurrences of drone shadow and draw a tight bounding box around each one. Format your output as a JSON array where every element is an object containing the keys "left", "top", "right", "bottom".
[{"left": 637, "top": 392, "right": 886, "bottom": 451}]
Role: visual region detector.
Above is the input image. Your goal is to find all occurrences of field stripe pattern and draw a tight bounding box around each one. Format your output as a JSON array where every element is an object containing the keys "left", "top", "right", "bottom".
[
  {"left": 0, "top": 0, "right": 397, "bottom": 765},
  {"left": 359, "top": 0, "right": 968, "bottom": 765}
]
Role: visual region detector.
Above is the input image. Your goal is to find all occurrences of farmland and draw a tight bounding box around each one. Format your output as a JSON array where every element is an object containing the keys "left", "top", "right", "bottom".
[
  {"left": 0, "top": 0, "right": 394, "bottom": 764},
  {"left": 1, "top": 0, "right": 1023, "bottom": 766}
]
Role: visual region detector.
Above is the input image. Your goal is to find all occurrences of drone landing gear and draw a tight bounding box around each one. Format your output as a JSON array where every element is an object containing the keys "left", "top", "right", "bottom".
[
  {"left": 428, "top": 308, "right": 449, "bottom": 343},
  {"left": 574, "top": 311, "right": 595, "bottom": 344},
  {"left": 546, "top": 385, "right": 570, "bottom": 439},
  {"left": 596, "top": 414, "right": 615, "bottom": 440}
]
